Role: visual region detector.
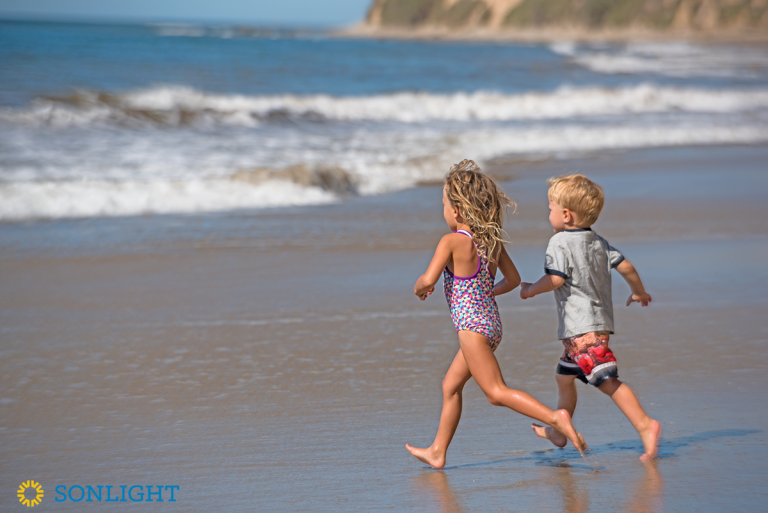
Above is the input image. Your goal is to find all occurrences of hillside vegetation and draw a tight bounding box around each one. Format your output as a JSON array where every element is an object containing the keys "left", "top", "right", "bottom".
[{"left": 364, "top": 0, "right": 768, "bottom": 33}]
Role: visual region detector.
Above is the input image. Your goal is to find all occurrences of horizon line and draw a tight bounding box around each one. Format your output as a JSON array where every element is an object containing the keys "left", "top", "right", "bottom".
[{"left": 0, "top": 11, "right": 358, "bottom": 29}]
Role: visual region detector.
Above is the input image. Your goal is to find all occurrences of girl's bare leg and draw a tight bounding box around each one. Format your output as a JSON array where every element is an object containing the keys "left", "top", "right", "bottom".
[
  {"left": 406, "top": 349, "right": 472, "bottom": 469},
  {"left": 458, "top": 331, "right": 587, "bottom": 454},
  {"left": 532, "top": 373, "right": 578, "bottom": 448},
  {"left": 598, "top": 378, "right": 661, "bottom": 460}
]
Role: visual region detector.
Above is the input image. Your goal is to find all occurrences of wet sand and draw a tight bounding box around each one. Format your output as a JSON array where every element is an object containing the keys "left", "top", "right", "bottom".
[{"left": 1, "top": 145, "right": 767, "bottom": 511}]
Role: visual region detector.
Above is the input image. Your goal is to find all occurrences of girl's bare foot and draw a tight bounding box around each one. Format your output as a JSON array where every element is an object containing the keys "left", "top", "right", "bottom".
[
  {"left": 639, "top": 420, "right": 662, "bottom": 461},
  {"left": 531, "top": 423, "right": 567, "bottom": 448},
  {"left": 405, "top": 444, "right": 446, "bottom": 469},
  {"left": 550, "top": 409, "right": 587, "bottom": 456}
]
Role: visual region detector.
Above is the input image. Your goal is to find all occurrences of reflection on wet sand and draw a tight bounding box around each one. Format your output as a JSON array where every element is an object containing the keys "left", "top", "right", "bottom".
[
  {"left": 545, "top": 457, "right": 664, "bottom": 513},
  {"left": 552, "top": 460, "right": 664, "bottom": 513},
  {"left": 412, "top": 458, "right": 663, "bottom": 513},
  {"left": 413, "top": 471, "right": 466, "bottom": 513},
  {"left": 553, "top": 465, "right": 590, "bottom": 513},
  {"left": 554, "top": 460, "right": 663, "bottom": 513},
  {"left": 624, "top": 462, "right": 664, "bottom": 513}
]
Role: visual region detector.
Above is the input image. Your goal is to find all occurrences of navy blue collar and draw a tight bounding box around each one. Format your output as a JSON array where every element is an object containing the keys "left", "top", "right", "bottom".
[{"left": 563, "top": 227, "right": 592, "bottom": 232}]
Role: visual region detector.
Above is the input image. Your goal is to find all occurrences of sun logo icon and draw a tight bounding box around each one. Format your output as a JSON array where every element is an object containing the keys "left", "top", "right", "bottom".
[{"left": 17, "top": 481, "right": 44, "bottom": 507}]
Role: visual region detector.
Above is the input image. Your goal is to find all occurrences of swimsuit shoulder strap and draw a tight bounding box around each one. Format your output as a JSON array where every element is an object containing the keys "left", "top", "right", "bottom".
[
  {"left": 454, "top": 229, "right": 485, "bottom": 262},
  {"left": 454, "top": 230, "right": 495, "bottom": 271}
]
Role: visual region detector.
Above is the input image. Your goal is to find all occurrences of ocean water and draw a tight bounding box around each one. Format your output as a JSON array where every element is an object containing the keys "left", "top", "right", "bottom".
[{"left": 1, "top": 20, "right": 768, "bottom": 220}]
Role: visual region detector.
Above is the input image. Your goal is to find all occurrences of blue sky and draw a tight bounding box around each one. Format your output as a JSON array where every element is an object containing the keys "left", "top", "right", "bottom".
[{"left": 0, "top": 0, "right": 372, "bottom": 26}]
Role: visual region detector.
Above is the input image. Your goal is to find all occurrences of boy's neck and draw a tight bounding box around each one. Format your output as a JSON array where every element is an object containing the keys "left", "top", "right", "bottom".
[{"left": 561, "top": 222, "right": 591, "bottom": 232}]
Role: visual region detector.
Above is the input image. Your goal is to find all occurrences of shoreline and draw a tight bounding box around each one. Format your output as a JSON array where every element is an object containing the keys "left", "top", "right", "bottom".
[
  {"left": 2, "top": 145, "right": 766, "bottom": 255},
  {"left": 0, "top": 143, "right": 765, "bottom": 229},
  {"left": 334, "top": 23, "right": 768, "bottom": 45}
]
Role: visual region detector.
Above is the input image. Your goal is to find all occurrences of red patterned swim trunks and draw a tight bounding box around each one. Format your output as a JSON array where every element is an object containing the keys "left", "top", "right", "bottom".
[{"left": 556, "top": 331, "right": 618, "bottom": 387}]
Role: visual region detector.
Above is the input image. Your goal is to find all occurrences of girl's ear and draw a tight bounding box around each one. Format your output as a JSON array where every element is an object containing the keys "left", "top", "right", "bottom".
[{"left": 453, "top": 205, "right": 461, "bottom": 220}]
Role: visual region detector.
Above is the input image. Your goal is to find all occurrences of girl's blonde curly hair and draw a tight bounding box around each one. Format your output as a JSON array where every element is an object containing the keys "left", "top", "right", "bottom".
[{"left": 444, "top": 159, "right": 514, "bottom": 263}]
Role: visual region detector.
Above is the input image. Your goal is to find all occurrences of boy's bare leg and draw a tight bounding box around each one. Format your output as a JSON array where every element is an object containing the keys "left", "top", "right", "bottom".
[
  {"left": 458, "top": 331, "right": 587, "bottom": 454},
  {"left": 532, "top": 374, "right": 578, "bottom": 448},
  {"left": 598, "top": 377, "right": 662, "bottom": 460},
  {"left": 406, "top": 349, "right": 471, "bottom": 469}
]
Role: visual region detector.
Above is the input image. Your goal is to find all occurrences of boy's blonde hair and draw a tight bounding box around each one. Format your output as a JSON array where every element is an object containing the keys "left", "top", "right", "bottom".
[
  {"left": 547, "top": 174, "right": 604, "bottom": 226},
  {"left": 445, "top": 159, "right": 514, "bottom": 263}
]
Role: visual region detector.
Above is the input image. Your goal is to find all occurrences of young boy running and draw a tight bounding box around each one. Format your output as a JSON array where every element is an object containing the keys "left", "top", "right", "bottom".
[{"left": 520, "top": 174, "right": 662, "bottom": 460}]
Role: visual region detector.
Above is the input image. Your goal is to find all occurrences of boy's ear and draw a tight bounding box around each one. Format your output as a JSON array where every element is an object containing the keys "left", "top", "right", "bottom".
[{"left": 562, "top": 208, "right": 573, "bottom": 224}]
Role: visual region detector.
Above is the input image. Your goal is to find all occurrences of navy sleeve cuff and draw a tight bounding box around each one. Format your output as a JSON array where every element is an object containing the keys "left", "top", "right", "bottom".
[
  {"left": 544, "top": 268, "right": 568, "bottom": 279},
  {"left": 610, "top": 256, "right": 625, "bottom": 269}
]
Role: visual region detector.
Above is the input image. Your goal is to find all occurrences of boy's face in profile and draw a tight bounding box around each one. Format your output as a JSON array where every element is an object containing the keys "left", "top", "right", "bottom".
[{"left": 548, "top": 200, "right": 567, "bottom": 233}]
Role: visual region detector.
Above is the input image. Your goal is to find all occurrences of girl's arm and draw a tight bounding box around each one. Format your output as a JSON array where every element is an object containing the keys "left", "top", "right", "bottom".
[
  {"left": 520, "top": 274, "right": 565, "bottom": 299},
  {"left": 414, "top": 234, "right": 454, "bottom": 300},
  {"left": 493, "top": 245, "right": 521, "bottom": 296},
  {"left": 615, "top": 259, "right": 652, "bottom": 306}
]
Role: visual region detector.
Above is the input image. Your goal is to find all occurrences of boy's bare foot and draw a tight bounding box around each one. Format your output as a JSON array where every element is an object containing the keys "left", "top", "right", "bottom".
[
  {"left": 550, "top": 409, "right": 587, "bottom": 456},
  {"left": 405, "top": 444, "right": 446, "bottom": 469},
  {"left": 531, "top": 423, "right": 567, "bottom": 448},
  {"left": 639, "top": 420, "right": 662, "bottom": 461}
]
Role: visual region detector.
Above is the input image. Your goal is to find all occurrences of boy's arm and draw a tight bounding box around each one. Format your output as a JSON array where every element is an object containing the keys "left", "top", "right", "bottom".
[
  {"left": 522, "top": 236, "right": 568, "bottom": 299},
  {"left": 520, "top": 273, "right": 565, "bottom": 299},
  {"left": 493, "top": 245, "right": 521, "bottom": 296},
  {"left": 615, "top": 259, "right": 652, "bottom": 307},
  {"left": 414, "top": 235, "right": 453, "bottom": 300}
]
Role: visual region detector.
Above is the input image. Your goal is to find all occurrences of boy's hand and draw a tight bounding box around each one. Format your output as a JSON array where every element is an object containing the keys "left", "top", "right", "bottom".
[
  {"left": 418, "top": 286, "right": 435, "bottom": 301},
  {"left": 519, "top": 282, "right": 533, "bottom": 300},
  {"left": 626, "top": 292, "right": 652, "bottom": 307}
]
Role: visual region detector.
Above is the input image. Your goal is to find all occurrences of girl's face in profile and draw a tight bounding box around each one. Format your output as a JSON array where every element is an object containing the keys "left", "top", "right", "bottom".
[{"left": 443, "top": 186, "right": 459, "bottom": 231}]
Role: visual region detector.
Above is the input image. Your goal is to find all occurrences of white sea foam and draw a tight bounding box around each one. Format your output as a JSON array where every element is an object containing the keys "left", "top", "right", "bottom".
[
  {"left": 0, "top": 179, "right": 334, "bottom": 221},
  {"left": 2, "top": 122, "right": 766, "bottom": 221},
  {"left": 3, "top": 84, "right": 768, "bottom": 128},
  {"left": 552, "top": 42, "right": 768, "bottom": 79},
  {"left": 2, "top": 82, "right": 768, "bottom": 221},
  {"left": 549, "top": 41, "right": 576, "bottom": 57},
  {"left": 460, "top": 124, "right": 768, "bottom": 161}
]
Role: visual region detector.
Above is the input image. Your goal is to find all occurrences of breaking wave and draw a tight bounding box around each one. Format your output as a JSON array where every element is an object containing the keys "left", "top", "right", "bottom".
[
  {"left": 550, "top": 42, "right": 768, "bottom": 79},
  {"left": 2, "top": 83, "right": 768, "bottom": 221},
  {"left": 0, "top": 178, "right": 335, "bottom": 221},
  {"left": 1, "top": 122, "right": 766, "bottom": 221},
  {"left": 3, "top": 84, "right": 768, "bottom": 128}
]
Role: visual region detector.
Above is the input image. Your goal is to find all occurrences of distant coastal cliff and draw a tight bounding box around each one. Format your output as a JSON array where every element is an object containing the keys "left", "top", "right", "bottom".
[{"left": 350, "top": 0, "right": 768, "bottom": 41}]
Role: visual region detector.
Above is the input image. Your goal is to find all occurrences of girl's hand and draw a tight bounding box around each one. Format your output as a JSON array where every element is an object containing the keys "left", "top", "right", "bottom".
[
  {"left": 626, "top": 292, "right": 652, "bottom": 307},
  {"left": 519, "top": 282, "right": 533, "bottom": 299},
  {"left": 418, "top": 286, "right": 435, "bottom": 301}
]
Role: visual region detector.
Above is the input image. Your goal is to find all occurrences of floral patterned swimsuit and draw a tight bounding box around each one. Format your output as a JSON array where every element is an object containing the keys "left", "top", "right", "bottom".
[{"left": 443, "top": 230, "right": 503, "bottom": 351}]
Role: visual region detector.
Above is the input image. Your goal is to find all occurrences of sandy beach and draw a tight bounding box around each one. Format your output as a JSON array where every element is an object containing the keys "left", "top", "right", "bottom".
[{"left": 2, "top": 144, "right": 767, "bottom": 510}]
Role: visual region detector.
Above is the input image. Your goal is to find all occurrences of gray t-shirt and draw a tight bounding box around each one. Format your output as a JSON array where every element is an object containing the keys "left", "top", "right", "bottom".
[{"left": 544, "top": 229, "right": 625, "bottom": 339}]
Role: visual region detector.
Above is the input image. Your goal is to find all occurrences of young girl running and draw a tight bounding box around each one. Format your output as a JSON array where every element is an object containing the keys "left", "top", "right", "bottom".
[{"left": 406, "top": 160, "right": 587, "bottom": 469}]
